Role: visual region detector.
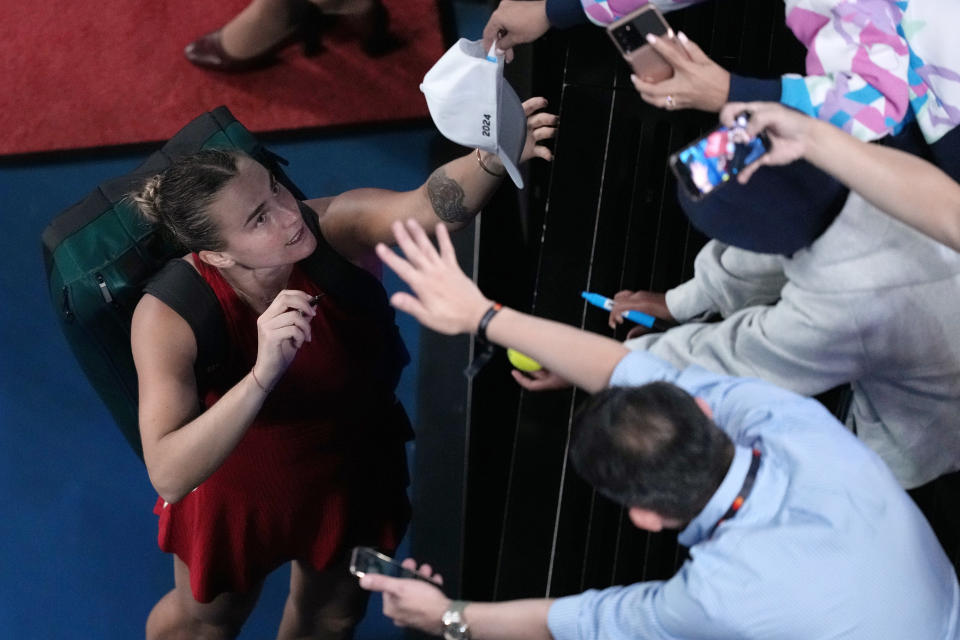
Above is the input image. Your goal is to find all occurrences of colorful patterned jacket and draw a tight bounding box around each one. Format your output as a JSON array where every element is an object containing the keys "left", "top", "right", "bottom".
[{"left": 545, "top": 0, "right": 960, "bottom": 143}]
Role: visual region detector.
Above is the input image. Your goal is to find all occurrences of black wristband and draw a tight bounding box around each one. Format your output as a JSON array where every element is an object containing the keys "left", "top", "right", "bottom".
[
  {"left": 476, "top": 303, "right": 503, "bottom": 343},
  {"left": 464, "top": 303, "right": 504, "bottom": 379}
]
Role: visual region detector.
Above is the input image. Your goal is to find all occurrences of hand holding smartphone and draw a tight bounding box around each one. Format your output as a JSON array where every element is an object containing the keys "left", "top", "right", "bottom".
[
  {"left": 669, "top": 112, "right": 771, "bottom": 200},
  {"left": 606, "top": 5, "right": 673, "bottom": 82},
  {"left": 349, "top": 546, "right": 441, "bottom": 586}
]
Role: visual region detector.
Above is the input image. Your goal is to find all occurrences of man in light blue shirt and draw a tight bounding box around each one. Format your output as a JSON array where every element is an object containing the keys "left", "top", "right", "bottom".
[
  {"left": 358, "top": 219, "right": 960, "bottom": 640},
  {"left": 545, "top": 350, "right": 959, "bottom": 639}
]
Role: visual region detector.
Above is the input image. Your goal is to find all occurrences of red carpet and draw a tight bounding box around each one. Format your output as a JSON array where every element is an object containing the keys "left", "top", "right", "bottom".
[{"left": 0, "top": 0, "right": 446, "bottom": 156}]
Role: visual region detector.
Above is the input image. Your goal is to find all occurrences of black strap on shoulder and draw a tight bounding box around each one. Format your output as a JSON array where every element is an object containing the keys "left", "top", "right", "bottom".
[
  {"left": 297, "top": 202, "right": 397, "bottom": 316},
  {"left": 297, "top": 202, "right": 411, "bottom": 377},
  {"left": 143, "top": 259, "right": 227, "bottom": 376}
]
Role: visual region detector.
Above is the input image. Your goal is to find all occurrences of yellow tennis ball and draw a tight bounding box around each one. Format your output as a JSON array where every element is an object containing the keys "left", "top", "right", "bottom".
[{"left": 507, "top": 348, "right": 542, "bottom": 372}]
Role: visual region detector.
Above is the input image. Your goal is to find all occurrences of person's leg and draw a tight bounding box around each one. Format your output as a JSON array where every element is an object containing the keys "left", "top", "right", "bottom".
[
  {"left": 207, "top": 0, "right": 388, "bottom": 59},
  {"left": 146, "top": 555, "right": 263, "bottom": 640},
  {"left": 219, "top": 0, "right": 304, "bottom": 60},
  {"left": 309, "top": 0, "right": 396, "bottom": 54},
  {"left": 275, "top": 556, "right": 371, "bottom": 640},
  {"left": 307, "top": 0, "right": 372, "bottom": 16}
]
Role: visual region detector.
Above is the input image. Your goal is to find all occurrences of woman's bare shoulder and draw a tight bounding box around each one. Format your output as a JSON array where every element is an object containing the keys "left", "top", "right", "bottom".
[{"left": 132, "top": 259, "right": 199, "bottom": 366}]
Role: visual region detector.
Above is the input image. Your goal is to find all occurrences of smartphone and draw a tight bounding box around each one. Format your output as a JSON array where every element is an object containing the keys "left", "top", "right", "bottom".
[
  {"left": 349, "top": 546, "right": 436, "bottom": 584},
  {"left": 669, "top": 113, "right": 771, "bottom": 200},
  {"left": 606, "top": 5, "right": 673, "bottom": 82}
]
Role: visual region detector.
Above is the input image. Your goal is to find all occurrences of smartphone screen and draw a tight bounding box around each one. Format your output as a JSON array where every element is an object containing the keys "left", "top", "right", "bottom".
[
  {"left": 670, "top": 114, "right": 770, "bottom": 199},
  {"left": 609, "top": 8, "right": 670, "bottom": 55},
  {"left": 349, "top": 546, "right": 432, "bottom": 582}
]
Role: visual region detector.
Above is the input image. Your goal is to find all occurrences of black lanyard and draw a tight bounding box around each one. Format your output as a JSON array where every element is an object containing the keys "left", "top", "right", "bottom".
[{"left": 707, "top": 448, "right": 761, "bottom": 538}]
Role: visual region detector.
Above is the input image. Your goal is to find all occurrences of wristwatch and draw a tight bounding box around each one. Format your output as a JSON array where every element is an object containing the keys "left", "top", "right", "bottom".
[{"left": 441, "top": 599, "right": 471, "bottom": 640}]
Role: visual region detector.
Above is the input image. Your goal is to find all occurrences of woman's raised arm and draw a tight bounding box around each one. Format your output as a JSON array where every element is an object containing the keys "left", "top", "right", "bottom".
[{"left": 313, "top": 97, "right": 557, "bottom": 261}]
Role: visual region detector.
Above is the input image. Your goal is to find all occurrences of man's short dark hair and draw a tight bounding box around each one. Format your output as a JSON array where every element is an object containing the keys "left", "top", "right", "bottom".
[{"left": 570, "top": 382, "right": 734, "bottom": 523}]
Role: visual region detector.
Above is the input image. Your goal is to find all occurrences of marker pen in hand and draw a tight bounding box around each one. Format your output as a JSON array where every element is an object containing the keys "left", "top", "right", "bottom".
[
  {"left": 581, "top": 291, "right": 673, "bottom": 332},
  {"left": 299, "top": 294, "right": 324, "bottom": 317}
]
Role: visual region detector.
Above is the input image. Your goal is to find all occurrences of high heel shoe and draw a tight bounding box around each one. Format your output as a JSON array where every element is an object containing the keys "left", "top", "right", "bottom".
[
  {"left": 340, "top": 0, "right": 401, "bottom": 56},
  {"left": 184, "top": 29, "right": 276, "bottom": 72},
  {"left": 184, "top": 0, "right": 327, "bottom": 71},
  {"left": 183, "top": 0, "right": 398, "bottom": 72}
]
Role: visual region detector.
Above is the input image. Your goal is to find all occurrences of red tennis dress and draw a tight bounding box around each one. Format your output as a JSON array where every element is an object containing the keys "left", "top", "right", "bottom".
[{"left": 154, "top": 257, "right": 411, "bottom": 603}]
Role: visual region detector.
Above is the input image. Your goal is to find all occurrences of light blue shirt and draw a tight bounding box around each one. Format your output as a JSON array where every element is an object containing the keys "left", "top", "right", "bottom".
[{"left": 547, "top": 351, "right": 960, "bottom": 640}]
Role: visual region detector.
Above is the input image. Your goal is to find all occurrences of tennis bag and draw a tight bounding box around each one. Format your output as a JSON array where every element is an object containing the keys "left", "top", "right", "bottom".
[{"left": 42, "top": 106, "right": 409, "bottom": 460}]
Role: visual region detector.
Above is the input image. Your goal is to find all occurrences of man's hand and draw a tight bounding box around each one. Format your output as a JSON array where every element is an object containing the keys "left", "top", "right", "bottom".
[
  {"left": 521, "top": 97, "right": 558, "bottom": 163},
  {"left": 720, "top": 101, "right": 812, "bottom": 183},
  {"left": 359, "top": 558, "right": 449, "bottom": 634},
  {"left": 608, "top": 290, "right": 673, "bottom": 339},
  {"left": 482, "top": 0, "right": 550, "bottom": 63},
  {"left": 631, "top": 32, "right": 730, "bottom": 113},
  {"left": 375, "top": 219, "right": 492, "bottom": 335},
  {"left": 511, "top": 368, "right": 572, "bottom": 392}
]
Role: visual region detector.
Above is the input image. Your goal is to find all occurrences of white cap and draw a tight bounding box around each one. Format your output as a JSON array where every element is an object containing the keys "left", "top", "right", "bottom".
[{"left": 420, "top": 38, "right": 526, "bottom": 189}]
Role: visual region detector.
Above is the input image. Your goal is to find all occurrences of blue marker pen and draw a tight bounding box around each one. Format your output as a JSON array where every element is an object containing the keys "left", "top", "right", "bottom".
[{"left": 581, "top": 291, "right": 672, "bottom": 332}]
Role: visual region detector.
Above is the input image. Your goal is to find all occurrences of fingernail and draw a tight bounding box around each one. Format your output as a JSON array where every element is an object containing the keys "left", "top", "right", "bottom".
[
  {"left": 646, "top": 33, "right": 657, "bottom": 43},
  {"left": 495, "top": 48, "right": 505, "bottom": 56},
  {"left": 667, "top": 28, "right": 675, "bottom": 38},
  {"left": 678, "top": 31, "right": 689, "bottom": 43},
  {"left": 630, "top": 73, "right": 639, "bottom": 84}
]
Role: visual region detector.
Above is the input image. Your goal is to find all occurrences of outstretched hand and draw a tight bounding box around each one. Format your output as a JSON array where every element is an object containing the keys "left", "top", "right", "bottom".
[
  {"left": 482, "top": 0, "right": 550, "bottom": 63},
  {"left": 631, "top": 31, "right": 730, "bottom": 113},
  {"left": 521, "top": 97, "right": 558, "bottom": 163},
  {"left": 375, "top": 220, "right": 492, "bottom": 335},
  {"left": 511, "top": 368, "right": 572, "bottom": 392},
  {"left": 720, "top": 102, "right": 811, "bottom": 183},
  {"left": 359, "top": 558, "right": 448, "bottom": 634}
]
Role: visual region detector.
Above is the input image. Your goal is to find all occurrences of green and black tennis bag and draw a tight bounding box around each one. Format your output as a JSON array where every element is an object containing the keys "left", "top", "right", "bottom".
[{"left": 42, "top": 106, "right": 409, "bottom": 460}]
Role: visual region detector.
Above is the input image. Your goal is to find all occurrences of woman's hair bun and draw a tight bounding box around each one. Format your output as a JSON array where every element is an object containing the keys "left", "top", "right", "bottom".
[{"left": 128, "top": 174, "right": 163, "bottom": 223}]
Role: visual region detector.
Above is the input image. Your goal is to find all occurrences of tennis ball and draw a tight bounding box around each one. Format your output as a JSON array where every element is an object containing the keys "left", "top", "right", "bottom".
[{"left": 507, "top": 348, "right": 542, "bottom": 372}]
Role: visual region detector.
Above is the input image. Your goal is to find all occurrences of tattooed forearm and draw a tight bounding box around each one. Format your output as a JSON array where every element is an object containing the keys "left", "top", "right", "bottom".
[{"left": 426, "top": 168, "right": 470, "bottom": 223}]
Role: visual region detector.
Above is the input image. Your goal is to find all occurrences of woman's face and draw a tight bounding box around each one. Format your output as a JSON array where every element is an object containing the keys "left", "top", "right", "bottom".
[{"left": 205, "top": 156, "right": 317, "bottom": 269}]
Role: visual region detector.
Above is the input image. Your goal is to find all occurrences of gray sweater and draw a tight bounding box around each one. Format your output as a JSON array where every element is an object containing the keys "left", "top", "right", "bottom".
[{"left": 627, "top": 192, "right": 960, "bottom": 488}]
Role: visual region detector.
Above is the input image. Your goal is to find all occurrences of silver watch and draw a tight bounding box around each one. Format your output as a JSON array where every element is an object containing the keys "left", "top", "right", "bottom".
[{"left": 441, "top": 599, "right": 471, "bottom": 640}]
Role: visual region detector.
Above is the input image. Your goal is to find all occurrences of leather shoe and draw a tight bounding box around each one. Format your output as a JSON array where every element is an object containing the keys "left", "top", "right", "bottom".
[
  {"left": 344, "top": 0, "right": 401, "bottom": 56},
  {"left": 184, "top": 29, "right": 282, "bottom": 72}
]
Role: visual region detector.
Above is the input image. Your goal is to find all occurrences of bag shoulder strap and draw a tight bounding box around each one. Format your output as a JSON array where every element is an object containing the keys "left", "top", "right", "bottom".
[
  {"left": 297, "top": 202, "right": 396, "bottom": 315},
  {"left": 298, "top": 202, "right": 411, "bottom": 374},
  {"left": 143, "top": 259, "right": 227, "bottom": 376}
]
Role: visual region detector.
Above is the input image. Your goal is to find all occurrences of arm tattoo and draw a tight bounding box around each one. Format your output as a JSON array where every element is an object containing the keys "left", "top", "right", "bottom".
[{"left": 426, "top": 168, "right": 470, "bottom": 223}]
